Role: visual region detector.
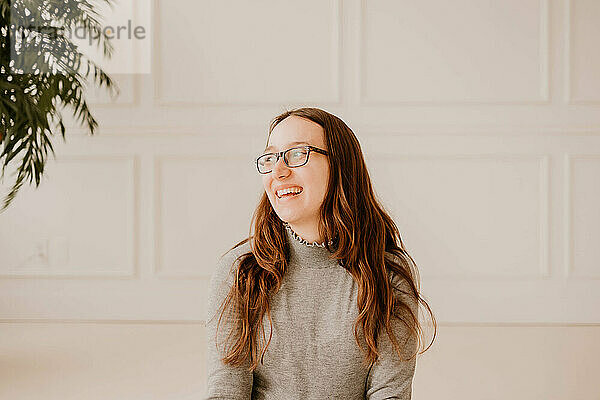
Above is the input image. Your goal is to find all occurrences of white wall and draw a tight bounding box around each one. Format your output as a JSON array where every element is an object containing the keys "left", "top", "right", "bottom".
[{"left": 1, "top": 0, "right": 599, "bottom": 398}]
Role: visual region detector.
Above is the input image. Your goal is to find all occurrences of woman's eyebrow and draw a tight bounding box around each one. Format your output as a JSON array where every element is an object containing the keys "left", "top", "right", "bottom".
[{"left": 264, "top": 141, "right": 310, "bottom": 152}]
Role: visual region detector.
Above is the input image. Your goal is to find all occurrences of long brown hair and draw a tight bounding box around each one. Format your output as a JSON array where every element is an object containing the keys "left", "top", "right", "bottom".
[{"left": 214, "top": 107, "right": 436, "bottom": 371}]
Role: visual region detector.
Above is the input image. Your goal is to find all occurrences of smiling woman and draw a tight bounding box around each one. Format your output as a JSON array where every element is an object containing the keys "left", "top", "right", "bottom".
[
  {"left": 204, "top": 107, "right": 437, "bottom": 400},
  {"left": 259, "top": 117, "right": 331, "bottom": 244}
]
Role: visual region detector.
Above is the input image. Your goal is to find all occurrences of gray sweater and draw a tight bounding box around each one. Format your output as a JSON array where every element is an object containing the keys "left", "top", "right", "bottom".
[{"left": 204, "top": 225, "right": 418, "bottom": 399}]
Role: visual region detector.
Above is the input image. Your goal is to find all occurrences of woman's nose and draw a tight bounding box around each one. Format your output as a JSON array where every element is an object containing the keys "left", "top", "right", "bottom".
[{"left": 272, "top": 156, "right": 290, "bottom": 178}]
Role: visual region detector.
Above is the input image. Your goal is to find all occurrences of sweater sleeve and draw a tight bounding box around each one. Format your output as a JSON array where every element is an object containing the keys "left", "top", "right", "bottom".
[
  {"left": 365, "top": 271, "right": 419, "bottom": 400},
  {"left": 204, "top": 249, "right": 253, "bottom": 400}
]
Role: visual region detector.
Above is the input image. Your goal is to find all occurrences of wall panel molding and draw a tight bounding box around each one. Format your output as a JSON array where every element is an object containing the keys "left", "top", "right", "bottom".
[
  {"left": 563, "top": 154, "right": 600, "bottom": 279},
  {"left": 359, "top": 0, "right": 550, "bottom": 105},
  {"left": 152, "top": 0, "right": 343, "bottom": 106}
]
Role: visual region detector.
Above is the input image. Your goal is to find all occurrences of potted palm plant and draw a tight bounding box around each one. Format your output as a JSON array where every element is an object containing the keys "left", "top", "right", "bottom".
[{"left": 0, "top": 0, "right": 119, "bottom": 212}]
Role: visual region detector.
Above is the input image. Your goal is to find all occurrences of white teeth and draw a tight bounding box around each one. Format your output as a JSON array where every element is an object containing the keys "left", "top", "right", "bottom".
[{"left": 276, "top": 187, "right": 303, "bottom": 198}]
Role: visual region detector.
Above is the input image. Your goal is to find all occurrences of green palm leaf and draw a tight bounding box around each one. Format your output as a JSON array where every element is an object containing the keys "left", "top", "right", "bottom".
[{"left": 0, "top": 0, "right": 119, "bottom": 212}]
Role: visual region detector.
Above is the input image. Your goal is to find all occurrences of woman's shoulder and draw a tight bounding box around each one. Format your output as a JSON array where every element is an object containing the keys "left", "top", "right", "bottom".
[
  {"left": 384, "top": 251, "right": 414, "bottom": 294},
  {"left": 211, "top": 239, "right": 253, "bottom": 285},
  {"left": 384, "top": 251, "right": 403, "bottom": 279},
  {"left": 206, "top": 239, "right": 254, "bottom": 321},
  {"left": 384, "top": 250, "right": 418, "bottom": 314}
]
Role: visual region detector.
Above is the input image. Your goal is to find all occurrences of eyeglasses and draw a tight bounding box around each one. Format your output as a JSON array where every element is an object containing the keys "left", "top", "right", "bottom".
[{"left": 255, "top": 145, "right": 329, "bottom": 174}]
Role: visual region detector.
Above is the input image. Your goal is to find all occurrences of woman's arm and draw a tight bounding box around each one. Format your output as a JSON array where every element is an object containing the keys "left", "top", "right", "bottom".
[
  {"left": 204, "top": 250, "right": 253, "bottom": 400},
  {"left": 365, "top": 274, "right": 419, "bottom": 400}
]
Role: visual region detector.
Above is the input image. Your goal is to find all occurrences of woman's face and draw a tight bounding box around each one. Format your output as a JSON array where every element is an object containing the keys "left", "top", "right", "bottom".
[{"left": 262, "top": 115, "right": 330, "bottom": 228}]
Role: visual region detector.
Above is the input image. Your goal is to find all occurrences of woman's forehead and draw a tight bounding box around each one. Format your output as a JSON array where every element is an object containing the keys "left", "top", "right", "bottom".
[{"left": 268, "top": 117, "right": 325, "bottom": 149}]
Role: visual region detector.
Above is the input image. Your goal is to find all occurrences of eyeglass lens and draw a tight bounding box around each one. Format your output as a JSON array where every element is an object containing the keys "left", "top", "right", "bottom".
[{"left": 257, "top": 147, "right": 309, "bottom": 173}]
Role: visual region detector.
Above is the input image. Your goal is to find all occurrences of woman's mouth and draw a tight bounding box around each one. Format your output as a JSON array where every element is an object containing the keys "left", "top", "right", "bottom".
[{"left": 276, "top": 186, "right": 303, "bottom": 199}]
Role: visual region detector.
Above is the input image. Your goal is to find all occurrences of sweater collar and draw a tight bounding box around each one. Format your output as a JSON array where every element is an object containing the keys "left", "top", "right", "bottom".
[{"left": 283, "top": 222, "right": 339, "bottom": 269}]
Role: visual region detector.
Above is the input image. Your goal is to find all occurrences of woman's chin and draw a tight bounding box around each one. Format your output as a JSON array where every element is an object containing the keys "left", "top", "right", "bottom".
[{"left": 275, "top": 210, "right": 303, "bottom": 224}]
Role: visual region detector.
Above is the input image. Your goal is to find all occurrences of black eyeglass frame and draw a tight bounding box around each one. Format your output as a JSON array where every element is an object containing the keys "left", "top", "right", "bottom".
[{"left": 255, "top": 145, "right": 329, "bottom": 174}]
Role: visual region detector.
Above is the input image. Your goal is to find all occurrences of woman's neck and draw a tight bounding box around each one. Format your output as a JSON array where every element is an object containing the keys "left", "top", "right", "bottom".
[{"left": 285, "top": 221, "right": 323, "bottom": 244}]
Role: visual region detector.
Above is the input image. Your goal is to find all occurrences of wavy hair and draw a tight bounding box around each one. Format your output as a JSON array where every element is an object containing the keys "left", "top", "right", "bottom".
[{"left": 214, "top": 107, "right": 436, "bottom": 371}]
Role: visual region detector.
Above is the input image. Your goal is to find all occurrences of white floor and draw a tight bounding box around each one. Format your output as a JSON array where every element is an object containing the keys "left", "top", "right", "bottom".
[{"left": 1, "top": 323, "right": 598, "bottom": 400}]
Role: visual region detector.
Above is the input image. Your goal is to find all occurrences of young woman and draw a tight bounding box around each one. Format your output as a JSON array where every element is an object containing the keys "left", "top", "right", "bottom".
[{"left": 205, "top": 107, "right": 436, "bottom": 399}]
